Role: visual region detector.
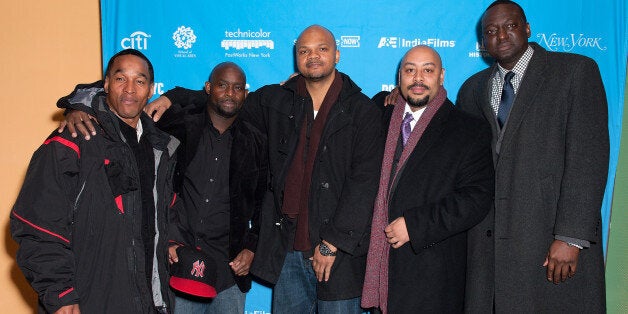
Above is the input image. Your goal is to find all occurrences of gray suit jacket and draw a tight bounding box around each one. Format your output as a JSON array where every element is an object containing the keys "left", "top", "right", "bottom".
[{"left": 457, "top": 42, "right": 608, "bottom": 313}]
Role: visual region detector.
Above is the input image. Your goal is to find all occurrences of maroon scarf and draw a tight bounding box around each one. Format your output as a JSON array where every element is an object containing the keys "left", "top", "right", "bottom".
[
  {"left": 282, "top": 70, "right": 343, "bottom": 252},
  {"left": 361, "top": 86, "right": 447, "bottom": 313}
]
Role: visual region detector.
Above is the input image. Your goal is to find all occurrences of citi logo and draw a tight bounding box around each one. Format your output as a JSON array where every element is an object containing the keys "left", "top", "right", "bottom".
[
  {"left": 536, "top": 33, "right": 607, "bottom": 52},
  {"left": 120, "top": 31, "right": 150, "bottom": 50},
  {"left": 378, "top": 37, "right": 398, "bottom": 48}
]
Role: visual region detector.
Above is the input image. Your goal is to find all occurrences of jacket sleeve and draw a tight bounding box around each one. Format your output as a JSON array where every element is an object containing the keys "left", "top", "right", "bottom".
[
  {"left": 404, "top": 121, "right": 495, "bottom": 252},
  {"left": 319, "top": 98, "right": 385, "bottom": 255},
  {"left": 167, "top": 192, "right": 194, "bottom": 247},
  {"left": 10, "top": 131, "right": 82, "bottom": 313},
  {"left": 243, "top": 127, "right": 269, "bottom": 253},
  {"left": 553, "top": 57, "right": 609, "bottom": 242},
  {"left": 157, "top": 87, "right": 207, "bottom": 137}
]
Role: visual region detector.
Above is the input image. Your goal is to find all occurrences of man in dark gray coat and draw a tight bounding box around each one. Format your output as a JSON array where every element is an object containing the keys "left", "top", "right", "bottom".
[{"left": 456, "top": 1, "right": 608, "bottom": 313}]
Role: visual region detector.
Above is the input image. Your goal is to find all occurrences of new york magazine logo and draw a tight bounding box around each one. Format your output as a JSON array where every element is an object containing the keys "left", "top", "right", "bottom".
[
  {"left": 222, "top": 28, "right": 273, "bottom": 59},
  {"left": 173, "top": 26, "right": 197, "bottom": 58},
  {"left": 120, "top": 31, "right": 150, "bottom": 50},
  {"left": 536, "top": 33, "right": 607, "bottom": 52}
]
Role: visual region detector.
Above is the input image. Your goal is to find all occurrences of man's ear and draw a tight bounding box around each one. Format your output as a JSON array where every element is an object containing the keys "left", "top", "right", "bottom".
[
  {"left": 148, "top": 83, "right": 155, "bottom": 99},
  {"left": 205, "top": 81, "right": 212, "bottom": 95},
  {"left": 103, "top": 76, "right": 109, "bottom": 93}
]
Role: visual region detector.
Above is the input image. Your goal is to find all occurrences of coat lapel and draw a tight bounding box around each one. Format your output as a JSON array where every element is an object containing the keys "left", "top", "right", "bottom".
[
  {"left": 389, "top": 102, "right": 452, "bottom": 195},
  {"left": 498, "top": 45, "right": 548, "bottom": 159}
]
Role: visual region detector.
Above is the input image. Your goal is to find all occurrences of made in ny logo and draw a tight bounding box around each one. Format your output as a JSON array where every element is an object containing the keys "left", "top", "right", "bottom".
[
  {"left": 191, "top": 260, "right": 205, "bottom": 278},
  {"left": 120, "top": 31, "right": 150, "bottom": 50},
  {"left": 173, "top": 26, "right": 197, "bottom": 58},
  {"left": 222, "top": 28, "right": 273, "bottom": 59},
  {"left": 536, "top": 33, "right": 607, "bottom": 52}
]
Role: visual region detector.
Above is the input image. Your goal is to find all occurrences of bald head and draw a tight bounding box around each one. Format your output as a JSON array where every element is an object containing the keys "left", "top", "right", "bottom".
[
  {"left": 295, "top": 25, "right": 339, "bottom": 82},
  {"left": 401, "top": 45, "right": 443, "bottom": 70},
  {"left": 398, "top": 45, "right": 445, "bottom": 110},
  {"left": 297, "top": 25, "right": 337, "bottom": 50},
  {"left": 209, "top": 61, "right": 246, "bottom": 83}
]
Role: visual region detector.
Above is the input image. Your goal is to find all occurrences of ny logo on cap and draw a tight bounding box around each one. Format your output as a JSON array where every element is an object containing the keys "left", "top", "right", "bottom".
[{"left": 191, "top": 260, "right": 205, "bottom": 278}]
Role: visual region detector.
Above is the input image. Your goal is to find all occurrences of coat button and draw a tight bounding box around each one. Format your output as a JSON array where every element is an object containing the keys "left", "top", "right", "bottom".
[
  {"left": 323, "top": 218, "right": 330, "bottom": 224},
  {"left": 321, "top": 182, "right": 329, "bottom": 189},
  {"left": 486, "top": 230, "right": 492, "bottom": 237}
]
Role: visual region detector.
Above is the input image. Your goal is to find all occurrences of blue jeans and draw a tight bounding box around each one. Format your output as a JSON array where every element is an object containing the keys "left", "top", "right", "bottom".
[
  {"left": 273, "top": 251, "right": 362, "bottom": 314},
  {"left": 174, "top": 284, "right": 245, "bottom": 314}
]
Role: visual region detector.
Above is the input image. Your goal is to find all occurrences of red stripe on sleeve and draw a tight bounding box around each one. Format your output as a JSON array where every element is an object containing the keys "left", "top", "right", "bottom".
[
  {"left": 44, "top": 136, "right": 80, "bottom": 158},
  {"left": 11, "top": 210, "right": 70, "bottom": 244},
  {"left": 115, "top": 195, "right": 124, "bottom": 213},
  {"left": 169, "top": 193, "right": 177, "bottom": 208},
  {"left": 58, "top": 287, "right": 74, "bottom": 298}
]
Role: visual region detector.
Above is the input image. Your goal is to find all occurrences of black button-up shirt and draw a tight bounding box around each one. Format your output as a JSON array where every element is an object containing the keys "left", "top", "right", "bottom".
[{"left": 181, "top": 122, "right": 234, "bottom": 292}]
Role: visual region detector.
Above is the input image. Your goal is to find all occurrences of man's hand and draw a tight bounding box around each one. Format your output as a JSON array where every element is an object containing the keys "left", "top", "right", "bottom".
[
  {"left": 229, "top": 249, "right": 254, "bottom": 276},
  {"left": 54, "top": 304, "right": 80, "bottom": 314},
  {"left": 57, "top": 111, "right": 97, "bottom": 140},
  {"left": 312, "top": 240, "right": 337, "bottom": 282},
  {"left": 143, "top": 95, "right": 172, "bottom": 122},
  {"left": 543, "top": 239, "right": 580, "bottom": 284},
  {"left": 168, "top": 244, "right": 181, "bottom": 265},
  {"left": 385, "top": 217, "right": 410, "bottom": 249},
  {"left": 384, "top": 87, "right": 400, "bottom": 106}
]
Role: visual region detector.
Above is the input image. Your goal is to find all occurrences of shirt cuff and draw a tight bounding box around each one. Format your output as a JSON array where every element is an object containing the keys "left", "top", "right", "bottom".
[{"left": 554, "top": 235, "right": 589, "bottom": 249}]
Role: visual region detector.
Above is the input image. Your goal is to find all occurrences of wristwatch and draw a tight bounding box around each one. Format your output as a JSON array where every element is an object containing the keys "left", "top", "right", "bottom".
[{"left": 319, "top": 242, "right": 337, "bottom": 256}]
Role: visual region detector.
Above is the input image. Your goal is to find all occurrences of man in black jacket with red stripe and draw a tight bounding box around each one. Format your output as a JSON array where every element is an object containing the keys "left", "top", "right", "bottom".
[{"left": 11, "top": 49, "right": 179, "bottom": 313}]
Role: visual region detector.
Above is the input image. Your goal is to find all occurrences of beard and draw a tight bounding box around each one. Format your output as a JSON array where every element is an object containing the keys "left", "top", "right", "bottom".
[
  {"left": 405, "top": 83, "right": 430, "bottom": 108},
  {"left": 212, "top": 99, "right": 241, "bottom": 119},
  {"left": 407, "top": 95, "right": 429, "bottom": 108}
]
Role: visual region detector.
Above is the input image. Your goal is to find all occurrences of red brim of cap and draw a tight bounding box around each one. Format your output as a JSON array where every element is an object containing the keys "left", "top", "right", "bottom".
[{"left": 170, "top": 276, "right": 217, "bottom": 298}]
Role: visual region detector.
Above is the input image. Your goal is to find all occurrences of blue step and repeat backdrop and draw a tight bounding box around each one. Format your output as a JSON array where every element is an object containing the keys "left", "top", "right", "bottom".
[{"left": 101, "top": 1, "right": 626, "bottom": 312}]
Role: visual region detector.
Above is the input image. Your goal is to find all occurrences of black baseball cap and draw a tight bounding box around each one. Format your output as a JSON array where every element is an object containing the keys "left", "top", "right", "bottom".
[{"left": 169, "top": 246, "right": 217, "bottom": 298}]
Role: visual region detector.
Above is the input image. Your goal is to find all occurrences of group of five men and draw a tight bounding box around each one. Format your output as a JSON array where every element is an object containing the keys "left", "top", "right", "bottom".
[{"left": 11, "top": 1, "right": 608, "bottom": 313}]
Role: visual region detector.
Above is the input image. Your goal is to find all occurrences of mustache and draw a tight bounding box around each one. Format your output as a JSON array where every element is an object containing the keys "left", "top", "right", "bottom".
[{"left": 408, "top": 83, "right": 429, "bottom": 90}]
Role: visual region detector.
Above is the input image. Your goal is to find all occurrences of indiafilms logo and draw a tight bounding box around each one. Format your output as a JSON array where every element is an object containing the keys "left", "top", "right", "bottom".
[
  {"left": 378, "top": 36, "right": 455, "bottom": 48},
  {"left": 536, "top": 33, "right": 607, "bottom": 52},
  {"left": 173, "top": 26, "right": 197, "bottom": 58},
  {"left": 222, "top": 28, "right": 273, "bottom": 59},
  {"left": 120, "top": 31, "right": 150, "bottom": 50}
]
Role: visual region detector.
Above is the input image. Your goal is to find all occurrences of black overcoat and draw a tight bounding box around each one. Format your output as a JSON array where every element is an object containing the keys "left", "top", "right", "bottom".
[
  {"left": 247, "top": 73, "right": 384, "bottom": 300},
  {"left": 457, "top": 43, "right": 608, "bottom": 313},
  {"left": 381, "top": 98, "right": 494, "bottom": 313}
]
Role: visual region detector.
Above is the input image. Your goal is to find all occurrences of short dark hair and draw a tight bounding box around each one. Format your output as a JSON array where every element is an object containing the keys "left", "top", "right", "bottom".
[
  {"left": 208, "top": 61, "right": 246, "bottom": 83},
  {"left": 105, "top": 49, "right": 154, "bottom": 83},
  {"left": 486, "top": 0, "right": 527, "bottom": 24}
]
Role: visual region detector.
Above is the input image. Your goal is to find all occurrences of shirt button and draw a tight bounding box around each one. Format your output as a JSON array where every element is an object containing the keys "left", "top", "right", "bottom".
[
  {"left": 205, "top": 199, "right": 209, "bottom": 203},
  {"left": 215, "top": 157, "right": 219, "bottom": 161},
  {"left": 209, "top": 178, "right": 214, "bottom": 183}
]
